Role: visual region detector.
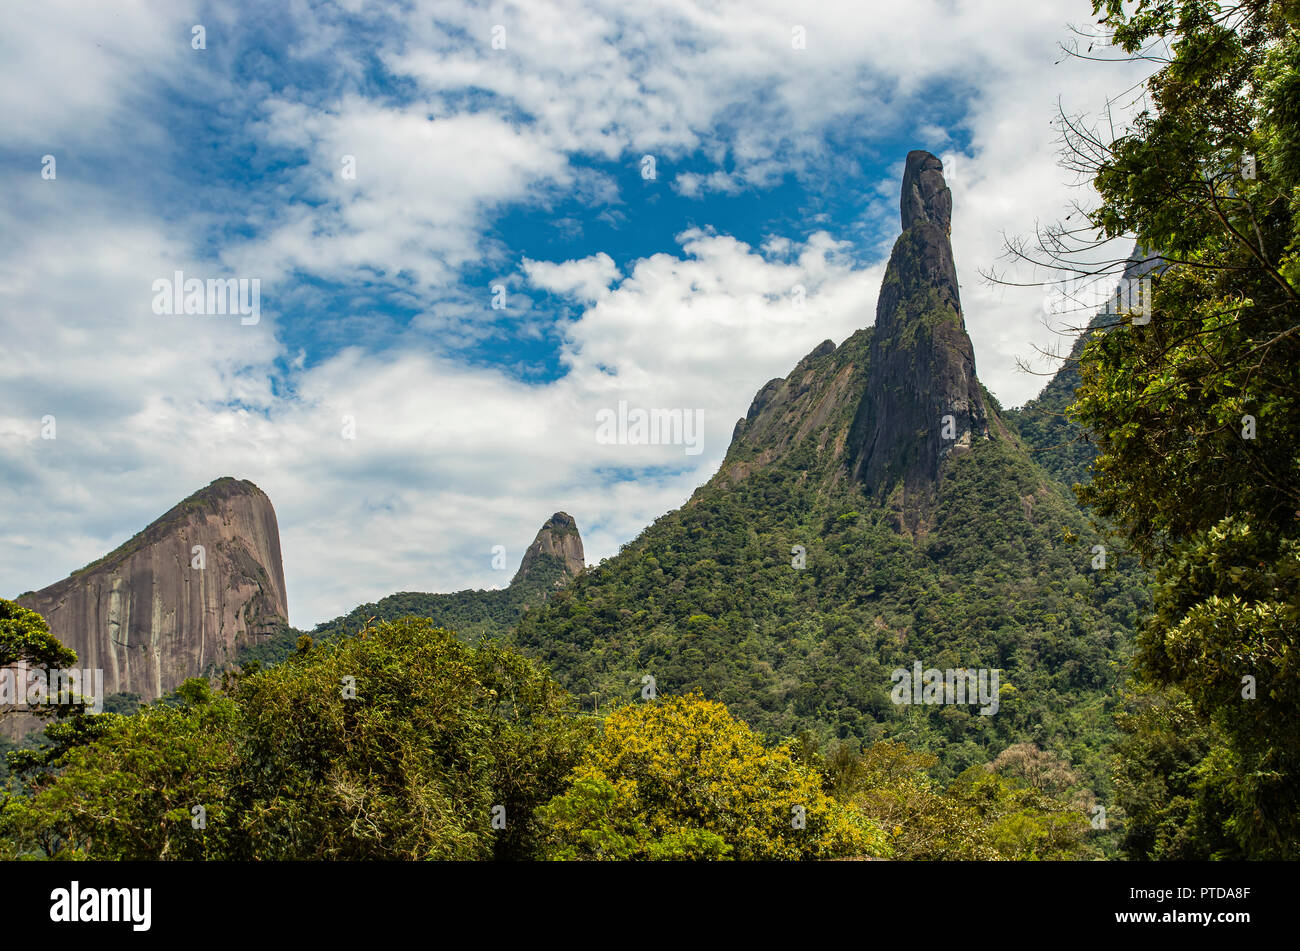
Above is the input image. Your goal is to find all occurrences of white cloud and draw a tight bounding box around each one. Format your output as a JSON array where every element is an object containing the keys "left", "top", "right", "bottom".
[
  {"left": 0, "top": 0, "right": 198, "bottom": 144},
  {"left": 232, "top": 98, "right": 572, "bottom": 290},
  {"left": 673, "top": 170, "right": 744, "bottom": 198},
  {"left": 523, "top": 252, "right": 620, "bottom": 302}
]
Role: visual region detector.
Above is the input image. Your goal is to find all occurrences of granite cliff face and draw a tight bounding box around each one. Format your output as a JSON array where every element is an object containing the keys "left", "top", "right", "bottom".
[
  {"left": 512, "top": 512, "right": 585, "bottom": 586},
  {"left": 15, "top": 477, "right": 288, "bottom": 707}
]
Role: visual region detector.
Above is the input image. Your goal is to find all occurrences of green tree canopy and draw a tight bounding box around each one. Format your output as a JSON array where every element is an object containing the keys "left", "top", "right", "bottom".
[
  {"left": 1064, "top": 0, "right": 1300, "bottom": 857},
  {"left": 2, "top": 619, "right": 593, "bottom": 860},
  {"left": 0, "top": 598, "right": 76, "bottom": 671}
]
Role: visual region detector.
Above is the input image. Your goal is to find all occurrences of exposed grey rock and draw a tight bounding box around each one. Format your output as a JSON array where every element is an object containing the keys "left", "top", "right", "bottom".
[
  {"left": 848, "top": 150, "right": 992, "bottom": 515},
  {"left": 13, "top": 477, "right": 287, "bottom": 724},
  {"left": 512, "top": 512, "right": 585, "bottom": 585}
]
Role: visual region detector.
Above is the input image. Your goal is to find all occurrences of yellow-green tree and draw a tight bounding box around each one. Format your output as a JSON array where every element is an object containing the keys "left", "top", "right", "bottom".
[
  {"left": 826, "top": 740, "right": 1095, "bottom": 860},
  {"left": 540, "top": 693, "right": 888, "bottom": 860}
]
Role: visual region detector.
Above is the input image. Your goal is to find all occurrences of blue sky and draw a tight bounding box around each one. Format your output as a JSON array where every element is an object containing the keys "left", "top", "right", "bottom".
[{"left": 0, "top": 0, "right": 1148, "bottom": 626}]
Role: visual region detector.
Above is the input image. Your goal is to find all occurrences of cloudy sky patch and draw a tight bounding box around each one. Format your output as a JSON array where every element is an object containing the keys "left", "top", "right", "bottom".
[{"left": 0, "top": 0, "right": 1150, "bottom": 625}]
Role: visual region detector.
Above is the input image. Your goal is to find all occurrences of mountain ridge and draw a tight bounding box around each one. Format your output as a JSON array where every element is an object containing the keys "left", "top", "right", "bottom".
[{"left": 233, "top": 510, "right": 588, "bottom": 670}]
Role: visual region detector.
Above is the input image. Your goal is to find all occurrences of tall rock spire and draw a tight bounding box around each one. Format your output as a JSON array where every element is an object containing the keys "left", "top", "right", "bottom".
[{"left": 848, "top": 150, "right": 991, "bottom": 515}]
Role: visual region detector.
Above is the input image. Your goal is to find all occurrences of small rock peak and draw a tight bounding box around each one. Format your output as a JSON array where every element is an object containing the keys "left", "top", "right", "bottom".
[
  {"left": 802, "top": 339, "right": 837, "bottom": 363},
  {"left": 544, "top": 512, "right": 578, "bottom": 533},
  {"left": 900, "top": 150, "right": 952, "bottom": 234},
  {"left": 512, "top": 512, "right": 586, "bottom": 585}
]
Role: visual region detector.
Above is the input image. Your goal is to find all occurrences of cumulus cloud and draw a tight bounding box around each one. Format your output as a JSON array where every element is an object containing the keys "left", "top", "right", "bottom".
[
  {"left": 524, "top": 252, "right": 620, "bottom": 302},
  {"left": 0, "top": 0, "right": 198, "bottom": 143},
  {"left": 236, "top": 98, "right": 573, "bottom": 290}
]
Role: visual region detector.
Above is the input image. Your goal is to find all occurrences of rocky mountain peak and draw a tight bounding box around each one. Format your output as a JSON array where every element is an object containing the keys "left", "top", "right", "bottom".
[
  {"left": 713, "top": 151, "right": 998, "bottom": 514},
  {"left": 900, "top": 149, "right": 953, "bottom": 233},
  {"left": 7, "top": 477, "right": 287, "bottom": 737},
  {"left": 512, "top": 512, "right": 585, "bottom": 586},
  {"left": 848, "top": 150, "right": 993, "bottom": 518}
]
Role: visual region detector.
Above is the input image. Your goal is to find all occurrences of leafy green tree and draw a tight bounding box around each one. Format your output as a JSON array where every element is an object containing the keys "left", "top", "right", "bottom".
[
  {"left": 1065, "top": 0, "right": 1300, "bottom": 858},
  {"left": 2, "top": 619, "right": 593, "bottom": 860},
  {"left": 947, "top": 766, "right": 1093, "bottom": 861},
  {"left": 225, "top": 619, "right": 593, "bottom": 860},
  {"left": 1112, "top": 683, "right": 1237, "bottom": 859},
  {"left": 1, "top": 679, "right": 238, "bottom": 859},
  {"left": 828, "top": 740, "right": 1096, "bottom": 860},
  {"left": 0, "top": 599, "right": 79, "bottom": 737},
  {"left": 540, "top": 694, "right": 887, "bottom": 860}
]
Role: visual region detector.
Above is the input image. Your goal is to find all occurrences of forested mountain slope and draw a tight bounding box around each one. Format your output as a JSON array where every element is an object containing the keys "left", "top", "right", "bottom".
[{"left": 515, "top": 153, "right": 1150, "bottom": 788}]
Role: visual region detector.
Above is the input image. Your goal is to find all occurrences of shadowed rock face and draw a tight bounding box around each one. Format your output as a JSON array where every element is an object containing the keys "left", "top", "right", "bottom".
[
  {"left": 848, "top": 150, "right": 991, "bottom": 515},
  {"left": 512, "top": 512, "right": 585, "bottom": 585},
  {"left": 14, "top": 477, "right": 287, "bottom": 708}
]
